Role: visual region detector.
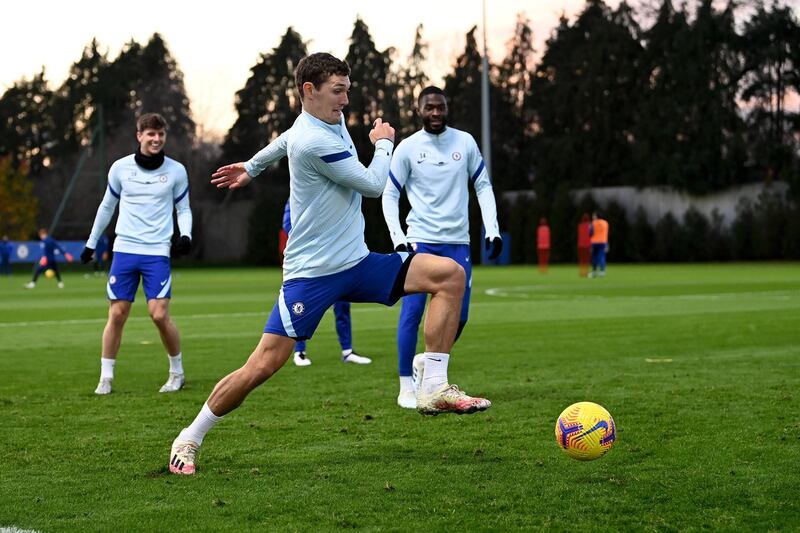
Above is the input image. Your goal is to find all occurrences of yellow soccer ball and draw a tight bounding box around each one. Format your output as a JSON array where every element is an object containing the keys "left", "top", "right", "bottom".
[
  {"left": 45, "top": 269, "right": 56, "bottom": 279},
  {"left": 555, "top": 401, "right": 616, "bottom": 461}
]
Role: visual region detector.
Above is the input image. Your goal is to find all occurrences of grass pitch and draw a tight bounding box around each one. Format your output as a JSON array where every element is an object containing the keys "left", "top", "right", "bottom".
[{"left": 1, "top": 263, "right": 798, "bottom": 531}]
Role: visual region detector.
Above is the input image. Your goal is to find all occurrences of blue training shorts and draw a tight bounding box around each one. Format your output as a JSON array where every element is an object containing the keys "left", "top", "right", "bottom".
[
  {"left": 107, "top": 251, "right": 172, "bottom": 302},
  {"left": 264, "top": 252, "right": 411, "bottom": 340}
]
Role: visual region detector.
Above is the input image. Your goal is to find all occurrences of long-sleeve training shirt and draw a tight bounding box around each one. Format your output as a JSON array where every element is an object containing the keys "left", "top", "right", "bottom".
[
  {"left": 382, "top": 126, "right": 499, "bottom": 248},
  {"left": 86, "top": 154, "right": 192, "bottom": 257},
  {"left": 244, "top": 110, "right": 393, "bottom": 281}
]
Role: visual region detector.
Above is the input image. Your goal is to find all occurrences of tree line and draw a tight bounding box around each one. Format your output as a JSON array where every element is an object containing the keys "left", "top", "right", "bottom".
[{"left": 0, "top": 0, "right": 798, "bottom": 264}]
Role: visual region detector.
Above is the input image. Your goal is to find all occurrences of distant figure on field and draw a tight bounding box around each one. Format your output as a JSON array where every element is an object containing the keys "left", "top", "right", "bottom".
[
  {"left": 0, "top": 236, "right": 11, "bottom": 275},
  {"left": 589, "top": 212, "right": 609, "bottom": 278},
  {"left": 24, "top": 228, "right": 73, "bottom": 289},
  {"left": 536, "top": 217, "right": 551, "bottom": 274},
  {"left": 577, "top": 213, "right": 591, "bottom": 277}
]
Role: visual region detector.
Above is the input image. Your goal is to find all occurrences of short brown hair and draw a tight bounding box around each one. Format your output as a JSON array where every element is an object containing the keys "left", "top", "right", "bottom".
[
  {"left": 137, "top": 113, "right": 168, "bottom": 132},
  {"left": 295, "top": 53, "right": 350, "bottom": 100}
]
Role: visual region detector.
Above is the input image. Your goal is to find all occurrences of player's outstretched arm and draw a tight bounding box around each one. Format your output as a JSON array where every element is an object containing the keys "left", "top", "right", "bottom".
[{"left": 211, "top": 163, "right": 253, "bottom": 189}]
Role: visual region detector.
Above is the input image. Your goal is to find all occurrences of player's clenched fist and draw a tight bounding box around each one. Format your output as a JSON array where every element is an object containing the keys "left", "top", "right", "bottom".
[{"left": 369, "top": 118, "right": 395, "bottom": 145}]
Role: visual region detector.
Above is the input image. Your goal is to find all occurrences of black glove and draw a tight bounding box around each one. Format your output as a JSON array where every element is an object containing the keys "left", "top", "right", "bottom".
[
  {"left": 175, "top": 235, "right": 192, "bottom": 255},
  {"left": 485, "top": 236, "right": 503, "bottom": 260},
  {"left": 395, "top": 242, "right": 414, "bottom": 252},
  {"left": 80, "top": 247, "right": 95, "bottom": 264}
]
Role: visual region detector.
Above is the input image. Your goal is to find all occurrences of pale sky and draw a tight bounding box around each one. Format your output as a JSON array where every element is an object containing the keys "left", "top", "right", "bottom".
[{"left": 5, "top": 0, "right": 788, "bottom": 138}]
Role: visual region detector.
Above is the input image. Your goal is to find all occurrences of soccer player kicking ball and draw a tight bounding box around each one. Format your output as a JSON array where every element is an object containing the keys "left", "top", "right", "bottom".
[
  {"left": 169, "top": 53, "right": 490, "bottom": 475},
  {"left": 382, "top": 86, "right": 502, "bottom": 409},
  {"left": 82, "top": 113, "right": 193, "bottom": 395}
]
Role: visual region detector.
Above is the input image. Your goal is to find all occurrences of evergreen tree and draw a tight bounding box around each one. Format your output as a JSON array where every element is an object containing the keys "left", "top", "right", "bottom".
[
  {"left": 345, "top": 17, "right": 398, "bottom": 164},
  {"left": 221, "top": 28, "right": 307, "bottom": 165},
  {"left": 527, "top": 0, "right": 644, "bottom": 198},
  {"left": 221, "top": 28, "right": 307, "bottom": 263},
  {"left": 497, "top": 14, "right": 536, "bottom": 190},
  {"left": 502, "top": 14, "right": 535, "bottom": 114},
  {"left": 740, "top": 1, "right": 800, "bottom": 188},
  {"left": 395, "top": 24, "right": 429, "bottom": 140},
  {"left": 637, "top": 0, "right": 692, "bottom": 188},
  {"left": 444, "top": 27, "right": 483, "bottom": 143},
  {"left": 136, "top": 34, "right": 195, "bottom": 150},
  {"left": 49, "top": 39, "right": 109, "bottom": 162},
  {"left": 444, "top": 26, "right": 522, "bottom": 193},
  {"left": 345, "top": 17, "right": 399, "bottom": 252},
  {"left": 0, "top": 70, "right": 55, "bottom": 172}
]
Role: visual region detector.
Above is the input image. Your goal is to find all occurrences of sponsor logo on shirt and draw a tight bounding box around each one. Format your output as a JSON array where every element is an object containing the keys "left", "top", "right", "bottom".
[{"left": 292, "top": 302, "right": 305, "bottom": 316}]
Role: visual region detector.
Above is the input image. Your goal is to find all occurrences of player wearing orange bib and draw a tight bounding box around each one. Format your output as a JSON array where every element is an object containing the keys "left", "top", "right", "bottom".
[{"left": 589, "top": 212, "right": 609, "bottom": 278}]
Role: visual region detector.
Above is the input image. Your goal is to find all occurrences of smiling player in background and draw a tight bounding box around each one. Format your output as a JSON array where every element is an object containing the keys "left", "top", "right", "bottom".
[
  {"left": 382, "top": 86, "right": 502, "bottom": 409},
  {"left": 81, "top": 113, "right": 193, "bottom": 395}
]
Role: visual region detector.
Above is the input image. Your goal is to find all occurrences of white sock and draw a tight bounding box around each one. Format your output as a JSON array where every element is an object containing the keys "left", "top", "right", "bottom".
[
  {"left": 421, "top": 352, "right": 450, "bottom": 395},
  {"left": 177, "top": 402, "right": 223, "bottom": 446},
  {"left": 341, "top": 348, "right": 353, "bottom": 357},
  {"left": 100, "top": 357, "right": 116, "bottom": 379},
  {"left": 168, "top": 352, "right": 184, "bottom": 374},
  {"left": 399, "top": 376, "right": 414, "bottom": 394}
]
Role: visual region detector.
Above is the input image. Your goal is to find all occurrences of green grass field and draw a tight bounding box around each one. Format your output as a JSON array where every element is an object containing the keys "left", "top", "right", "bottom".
[{"left": 1, "top": 263, "right": 799, "bottom": 532}]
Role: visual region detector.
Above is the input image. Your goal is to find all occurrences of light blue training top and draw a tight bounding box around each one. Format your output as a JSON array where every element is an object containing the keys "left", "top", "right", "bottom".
[
  {"left": 245, "top": 110, "right": 394, "bottom": 280},
  {"left": 382, "top": 126, "right": 499, "bottom": 247},
  {"left": 87, "top": 154, "right": 192, "bottom": 257}
]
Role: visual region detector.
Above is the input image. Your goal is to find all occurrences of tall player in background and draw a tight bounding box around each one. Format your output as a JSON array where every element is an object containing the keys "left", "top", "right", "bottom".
[
  {"left": 81, "top": 113, "right": 193, "bottom": 395},
  {"left": 382, "top": 86, "right": 502, "bottom": 409},
  {"left": 281, "top": 199, "right": 372, "bottom": 367},
  {"left": 169, "top": 54, "right": 491, "bottom": 475}
]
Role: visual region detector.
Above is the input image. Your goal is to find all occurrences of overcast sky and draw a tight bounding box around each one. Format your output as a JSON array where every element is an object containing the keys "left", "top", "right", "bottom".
[{"left": 2, "top": 0, "right": 796, "bottom": 137}]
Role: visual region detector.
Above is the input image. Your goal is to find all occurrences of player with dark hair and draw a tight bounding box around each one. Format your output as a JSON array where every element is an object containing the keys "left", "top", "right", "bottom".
[
  {"left": 382, "top": 85, "right": 502, "bottom": 409},
  {"left": 169, "top": 53, "right": 491, "bottom": 475},
  {"left": 82, "top": 112, "right": 193, "bottom": 395},
  {"left": 24, "top": 228, "right": 73, "bottom": 289}
]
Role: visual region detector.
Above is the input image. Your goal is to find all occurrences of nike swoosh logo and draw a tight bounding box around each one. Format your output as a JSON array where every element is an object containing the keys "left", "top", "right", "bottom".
[
  {"left": 427, "top": 357, "right": 442, "bottom": 362},
  {"left": 160, "top": 280, "right": 168, "bottom": 286},
  {"left": 416, "top": 160, "right": 425, "bottom": 164}
]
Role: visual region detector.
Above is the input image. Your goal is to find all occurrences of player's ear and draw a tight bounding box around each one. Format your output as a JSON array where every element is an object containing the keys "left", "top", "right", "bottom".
[{"left": 302, "top": 82, "right": 316, "bottom": 100}]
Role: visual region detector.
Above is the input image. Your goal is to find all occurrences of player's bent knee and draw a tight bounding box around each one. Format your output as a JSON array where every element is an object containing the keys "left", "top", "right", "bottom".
[{"left": 442, "top": 262, "right": 466, "bottom": 295}]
